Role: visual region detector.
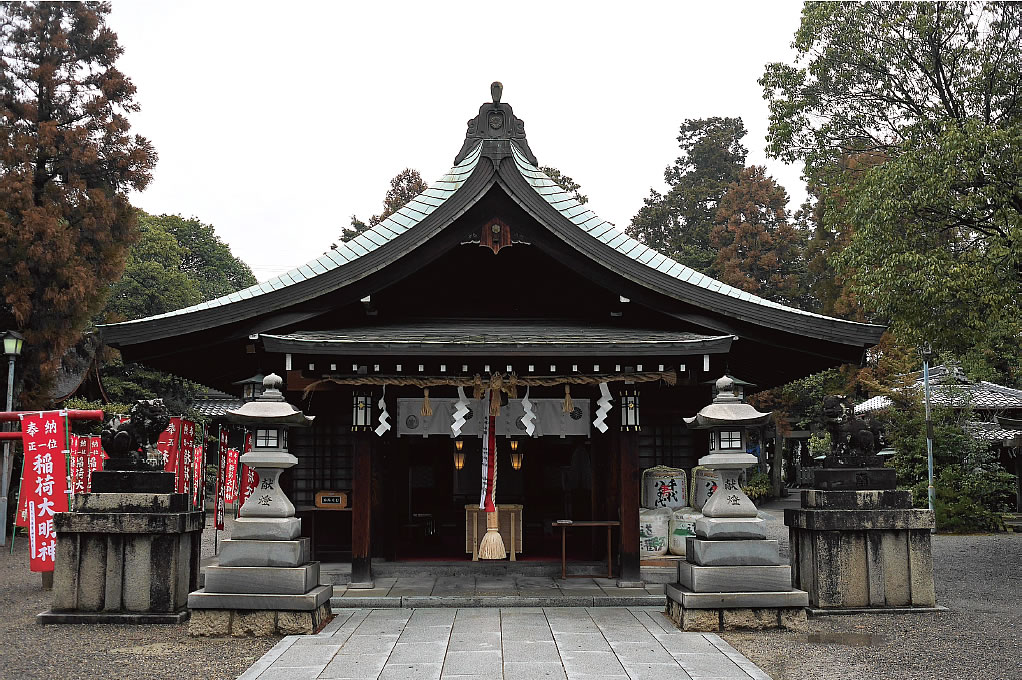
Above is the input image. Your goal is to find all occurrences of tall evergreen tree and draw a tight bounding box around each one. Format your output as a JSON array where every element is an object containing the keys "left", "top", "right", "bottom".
[
  {"left": 710, "top": 166, "right": 807, "bottom": 306},
  {"left": 627, "top": 117, "right": 747, "bottom": 272},
  {"left": 0, "top": 2, "right": 157, "bottom": 406}
]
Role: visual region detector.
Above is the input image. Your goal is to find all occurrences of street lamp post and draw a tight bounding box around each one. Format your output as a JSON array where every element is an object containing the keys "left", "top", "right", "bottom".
[
  {"left": 922, "top": 343, "right": 935, "bottom": 532},
  {"left": 1, "top": 330, "right": 25, "bottom": 547}
]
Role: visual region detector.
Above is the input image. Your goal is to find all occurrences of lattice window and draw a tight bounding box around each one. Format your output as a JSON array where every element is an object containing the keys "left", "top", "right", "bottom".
[
  {"left": 638, "top": 417, "right": 697, "bottom": 471},
  {"left": 288, "top": 423, "right": 352, "bottom": 507}
]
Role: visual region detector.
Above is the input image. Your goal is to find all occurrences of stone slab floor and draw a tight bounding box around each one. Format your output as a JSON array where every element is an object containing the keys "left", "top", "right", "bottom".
[{"left": 239, "top": 606, "right": 771, "bottom": 680}]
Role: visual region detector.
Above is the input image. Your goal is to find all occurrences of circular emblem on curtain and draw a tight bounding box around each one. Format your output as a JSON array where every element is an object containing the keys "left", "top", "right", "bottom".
[
  {"left": 569, "top": 407, "right": 583, "bottom": 420},
  {"left": 515, "top": 417, "right": 527, "bottom": 431},
  {"left": 405, "top": 415, "right": 419, "bottom": 429}
]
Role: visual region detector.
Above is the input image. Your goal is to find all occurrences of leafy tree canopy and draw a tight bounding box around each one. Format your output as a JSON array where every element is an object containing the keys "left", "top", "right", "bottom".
[
  {"left": 0, "top": 1, "right": 156, "bottom": 407},
  {"left": 98, "top": 210, "right": 257, "bottom": 411},
  {"left": 627, "top": 117, "right": 748, "bottom": 273},
  {"left": 761, "top": 1, "right": 1022, "bottom": 352},
  {"left": 105, "top": 211, "right": 257, "bottom": 321}
]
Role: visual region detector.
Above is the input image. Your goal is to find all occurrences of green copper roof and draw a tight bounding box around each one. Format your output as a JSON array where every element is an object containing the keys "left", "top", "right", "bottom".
[{"left": 105, "top": 142, "right": 483, "bottom": 326}]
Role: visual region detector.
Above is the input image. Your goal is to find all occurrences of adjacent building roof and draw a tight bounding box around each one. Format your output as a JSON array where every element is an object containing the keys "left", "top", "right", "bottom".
[
  {"left": 260, "top": 323, "right": 734, "bottom": 357},
  {"left": 854, "top": 366, "right": 1022, "bottom": 414}
]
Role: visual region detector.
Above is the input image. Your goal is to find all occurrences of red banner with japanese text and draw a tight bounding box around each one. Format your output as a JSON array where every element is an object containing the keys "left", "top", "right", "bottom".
[
  {"left": 178, "top": 419, "right": 195, "bottom": 495},
  {"left": 192, "top": 424, "right": 204, "bottom": 509},
  {"left": 223, "top": 448, "right": 239, "bottom": 507},
  {"left": 238, "top": 431, "right": 258, "bottom": 515},
  {"left": 85, "top": 435, "right": 104, "bottom": 492},
  {"left": 69, "top": 435, "right": 87, "bottom": 496},
  {"left": 19, "top": 411, "right": 70, "bottom": 572},
  {"left": 158, "top": 416, "right": 182, "bottom": 480},
  {"left": 214, "top": 427, "right": 228, "bottom": 529}
]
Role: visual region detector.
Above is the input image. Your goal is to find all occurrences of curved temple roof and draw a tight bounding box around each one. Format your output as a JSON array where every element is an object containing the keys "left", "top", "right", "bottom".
[{"left": 101, "top": 90, "right": 885, "bottom": 354}]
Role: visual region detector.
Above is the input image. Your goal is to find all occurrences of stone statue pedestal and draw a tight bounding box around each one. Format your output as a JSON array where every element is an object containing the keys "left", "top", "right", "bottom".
[
  {"left": 38, "top": 489, "right": 203, "bottom": 624},
  {"left": 785, "top": 489, "right": 936, "bottom": 609}
]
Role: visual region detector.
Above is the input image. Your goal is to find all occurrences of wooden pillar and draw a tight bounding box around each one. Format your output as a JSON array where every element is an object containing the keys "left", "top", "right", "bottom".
[
  {"left": 350, "top": 435, "right": 373, "bottom": 587},
  {"left": 617, "top": 428, "right": 641, "bottom": 586}
]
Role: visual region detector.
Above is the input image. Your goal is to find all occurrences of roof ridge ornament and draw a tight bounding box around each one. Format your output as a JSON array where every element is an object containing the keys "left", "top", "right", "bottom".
[{"left": 454, "top": 82, "right": 538, "bottom": 167}]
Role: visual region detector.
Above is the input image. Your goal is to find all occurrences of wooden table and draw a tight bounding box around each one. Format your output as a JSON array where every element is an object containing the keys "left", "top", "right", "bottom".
[{"left": 551, "top": 520, "right": 620, "bottom": 579}]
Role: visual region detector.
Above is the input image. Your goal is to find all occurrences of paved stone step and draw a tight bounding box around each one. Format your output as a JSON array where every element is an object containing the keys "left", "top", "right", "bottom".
[{"left": 329, "top": 593, "right": 667, "bottom": 609}]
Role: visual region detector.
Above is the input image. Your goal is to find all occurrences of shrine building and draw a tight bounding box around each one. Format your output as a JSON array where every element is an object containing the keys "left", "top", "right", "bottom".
[{"left": 101, "top": 85, "right": 885, "bottom": 585}]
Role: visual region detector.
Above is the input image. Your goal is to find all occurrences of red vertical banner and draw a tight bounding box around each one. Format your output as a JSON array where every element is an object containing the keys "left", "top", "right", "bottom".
[
  {"left": 158, "top": 417, "right": 182, "bottom": 483},
  {"left": 223, "top": 448, "right": 239, "bottom": 507},
  {"left": 238, "top": 431, "right": 258, "bottom": 515},
  {"left": 178, "top": 420, "right": 194, "bottom": 495},
  {"left": 215, "top": 426, "right": 228, "bottom": 530},
  {"left": 19, "top": 411, "right": 71, "bottom": 572},
  {"left": 69, "top": 435, "right": 87, "bottom": 496},
  {"left": 85, "top": 435, "right": 104, "bottom": 492},
  {"left": 192, "top": 424, "right": 204, "bottom": 510}
]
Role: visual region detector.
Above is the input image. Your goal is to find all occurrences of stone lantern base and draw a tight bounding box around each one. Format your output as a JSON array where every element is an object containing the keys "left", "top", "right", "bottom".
[{"left": 187, "top": 517, "right": 331, "bottom": 636}]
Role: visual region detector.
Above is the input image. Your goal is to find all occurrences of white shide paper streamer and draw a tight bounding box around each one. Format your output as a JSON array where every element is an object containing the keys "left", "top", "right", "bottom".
[
  {"left": 593, "top": 382, "right": 613, "bottom": 433},
  {"left": 520, "top": 387, "right": 536, "bottom": 436},
  {"left": 451, "top": 386, "right": 470, "bottom": 437},
  {"left": 374, "top": 385, "right": 391, "bottom": 436}
]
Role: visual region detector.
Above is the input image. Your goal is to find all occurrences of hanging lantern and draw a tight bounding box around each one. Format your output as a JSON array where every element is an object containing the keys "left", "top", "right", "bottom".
[
  {"left": 453, "top": 439, "right": 465, "bottom": 470},
  {"left": 351, "top": 391, "right": 373, "bottom": 432},
  {"left": 509, "top": 439, "right": 523, "bottom": 470},
  {"left": 620, "top": 388, "right": 641, "bottom": 431}
]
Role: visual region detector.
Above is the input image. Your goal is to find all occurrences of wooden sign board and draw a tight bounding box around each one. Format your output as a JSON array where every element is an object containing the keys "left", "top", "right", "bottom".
[{"left": 314, "top": 490, "right": 349, "bottom": 509}]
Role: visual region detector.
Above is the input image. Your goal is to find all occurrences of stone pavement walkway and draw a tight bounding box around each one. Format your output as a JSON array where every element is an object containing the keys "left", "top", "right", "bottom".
[
  {"left": 331, "top": 577, "right": 666, "bottom": 608},
  {"left": 239, "top": 607, "right": 771, "bottom": 680}
]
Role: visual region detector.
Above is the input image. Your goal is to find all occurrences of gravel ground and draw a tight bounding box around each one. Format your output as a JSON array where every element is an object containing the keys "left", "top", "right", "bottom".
[
  {"left": 0, "top": 511, "right": 277, "bottom": 680},
  {"left": 724, "top": 499, "right": 1022, "bottom": 680}
]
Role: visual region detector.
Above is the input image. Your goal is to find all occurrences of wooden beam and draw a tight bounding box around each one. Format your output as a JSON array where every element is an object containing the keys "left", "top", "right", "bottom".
[
  {"left": 617, "top": 428, "right": 641, "bottom": 585},
  {"left": 350, "top": 436, "right": 373, "bottom": 587}
]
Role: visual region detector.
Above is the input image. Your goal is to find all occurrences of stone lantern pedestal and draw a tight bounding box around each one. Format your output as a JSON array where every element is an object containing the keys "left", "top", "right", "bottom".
[{"left": 187, "top": 374, "right": 330, "bottom": 637}]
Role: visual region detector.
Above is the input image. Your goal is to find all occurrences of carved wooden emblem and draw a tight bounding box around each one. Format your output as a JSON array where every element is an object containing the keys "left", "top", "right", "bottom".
[{"left": 480, "top": 218, "right": 512, "bottom": 254}]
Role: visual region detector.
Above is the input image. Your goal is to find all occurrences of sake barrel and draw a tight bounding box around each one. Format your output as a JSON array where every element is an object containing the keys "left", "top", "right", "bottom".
[
  {"left": 668, "top": 508, "right": 702, "bottom": 556},
  {"left": 640, "top": 466, "right": 689, "bottom": 510},
  {"left": 691, "top": 467, "right": 721, "bottom": 511},
  {"left": 638, "top": 507, "right": 670, "bottom": 558}
]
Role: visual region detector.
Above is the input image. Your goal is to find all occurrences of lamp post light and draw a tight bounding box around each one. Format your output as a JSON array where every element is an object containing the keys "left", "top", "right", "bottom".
[{"left": 1, "top": 330, "right": 25, "bottom": 547}]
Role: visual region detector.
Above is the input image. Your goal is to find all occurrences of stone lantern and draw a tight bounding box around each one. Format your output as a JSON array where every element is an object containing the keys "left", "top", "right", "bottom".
[
  {"left": 685, "top": 376, "right": 771, "bottom": 530},
  {"left": 666, "top": 376, "right": 808, "bottom": 633},
  {"left": 188, "top": 374, "right": 331, "bottom": 637}
]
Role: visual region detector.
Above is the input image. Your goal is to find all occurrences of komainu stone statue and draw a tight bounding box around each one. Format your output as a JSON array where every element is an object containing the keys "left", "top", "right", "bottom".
[
  {"left": 100, "top": 399, "right": 171, "bottom": 470},
  {"left": 821, "top": 394, "right": 883, "bottom": 467}
]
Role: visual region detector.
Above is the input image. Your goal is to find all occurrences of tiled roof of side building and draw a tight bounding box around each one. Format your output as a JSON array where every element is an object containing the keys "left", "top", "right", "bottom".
[
  {"left": 510, "top": 143, "right": 879, "bottom": 326},
  {"left": 103, "top": 142, "right": 483, "bottom": 327}
]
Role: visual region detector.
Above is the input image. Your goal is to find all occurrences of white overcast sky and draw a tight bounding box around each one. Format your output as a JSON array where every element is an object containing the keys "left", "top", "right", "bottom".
[{"left": 107, "top": 1, "right": 807, "bottom": 283}]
